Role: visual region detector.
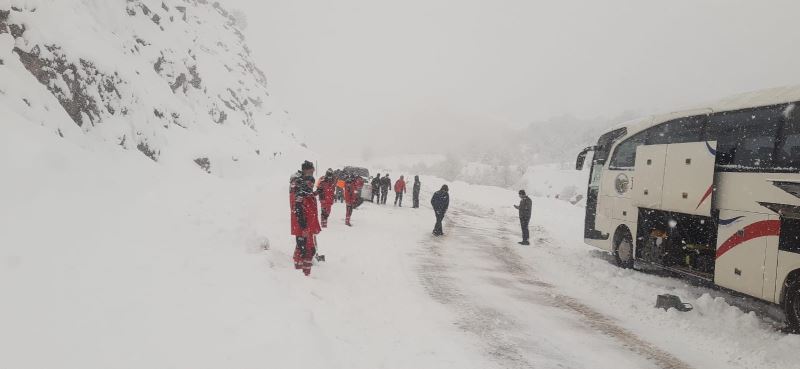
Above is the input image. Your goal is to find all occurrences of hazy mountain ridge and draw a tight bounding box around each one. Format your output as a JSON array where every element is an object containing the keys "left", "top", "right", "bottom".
[{"left": 384, "top": 112, "right": 635, "bottom": 189}]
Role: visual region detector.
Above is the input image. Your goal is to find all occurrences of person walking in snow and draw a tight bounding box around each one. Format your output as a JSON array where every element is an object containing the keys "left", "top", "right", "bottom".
[
  {"left": 343, "top": 174, "right": 359, "bottom": 226},
  {"left": 412, "top": 175, "right": 421, "bottom": 208},
  {"left": 335, "top": 175, "right": 346, "bottom": 203},
  {"left": 290, "top": 161, "right": 322, "bottom": 276},
  {"left": 371, "top": 174, "right": 381, "bottom": 203},
  {"left": 431, "top": 185, "right": 450, "bottom": 236},
  {"left": 380, "top": 174, "right": 391, "bottom": 204},
  {"left": 514, "top": 190, "right": 532, "bottom": 245},
  {"left": 394, "top": 175, "right": 407, "bottom": 207},
  {"left": 316, "top": 168, "right": 336, "bottom": 228}
]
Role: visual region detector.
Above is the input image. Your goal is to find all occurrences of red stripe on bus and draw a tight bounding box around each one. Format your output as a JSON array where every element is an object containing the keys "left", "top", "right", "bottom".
[
  {"left": 695, "top": 185, "right": 714, "bottom": 210},
  {"left": 715, "top": 220, "right": 781, "bottom": 259}
]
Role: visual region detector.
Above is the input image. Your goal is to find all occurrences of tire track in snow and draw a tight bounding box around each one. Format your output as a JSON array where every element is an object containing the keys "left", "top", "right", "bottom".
[
  {"left": 426, "top": 207, "right": 694, "bottom": 369},
  {"left": 417, "top": 236, "right": 547, "bottom": 369}
]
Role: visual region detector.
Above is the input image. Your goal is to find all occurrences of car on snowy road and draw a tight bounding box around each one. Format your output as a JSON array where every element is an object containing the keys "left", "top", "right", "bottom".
[{"left": 342, "top": 166, "right": 372, "bottom": 203}]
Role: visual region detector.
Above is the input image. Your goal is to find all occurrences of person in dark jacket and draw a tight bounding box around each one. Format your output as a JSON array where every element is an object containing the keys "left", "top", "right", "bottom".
[
  {"left": 371, "top": 174, "right": 381, "bottom": 202},
  {"left": 380, "top": 175, "right": 391, "bottom": 204},
  {"left": 430, "top": 185, "right": 450, "bottom": 236},
  {"left": 514, "top": 190, "right": 532, "bottom": 245},
  {"left": 412, "top": 176, "right": 421, "bottom": 208}
]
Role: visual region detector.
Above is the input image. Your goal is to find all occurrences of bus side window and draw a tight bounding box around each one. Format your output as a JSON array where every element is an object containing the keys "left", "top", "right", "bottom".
[
  {"left": 778, "top": 104, "right": 800, "bottom": 170},
  {"left": 648, "top": 116, "right": 705, "bottom": 145},
  {"left": 707, "top": 107, "right": 782, "bottom": 170},
  {"left": 609, "top": 131, "right": 647, "bottom": 170}
]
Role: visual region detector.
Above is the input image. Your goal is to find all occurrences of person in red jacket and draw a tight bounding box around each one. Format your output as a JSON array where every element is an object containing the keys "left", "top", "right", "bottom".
[
  {"left": 353, "top": 175, "right": 364, "bottom": 208},
  {"left": 316, "top": 169, "right": 336, "bottom": 228},
  {"left": 343, "top": 174, "right": 359, "bottom": 226},
  {"left": 394, "top": 175, "right": 407, "bottom": 207},
  {"left": 290, "top": 161, "right": 321, "bottom": 276}
]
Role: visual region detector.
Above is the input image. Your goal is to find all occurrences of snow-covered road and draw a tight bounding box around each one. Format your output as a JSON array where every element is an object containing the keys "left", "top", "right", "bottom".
[{"left": 417, "top": 205, "right": 688, "bottom": 369}]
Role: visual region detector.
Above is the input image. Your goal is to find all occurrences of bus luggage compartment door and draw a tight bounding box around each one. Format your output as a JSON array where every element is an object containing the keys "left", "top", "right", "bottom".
[
  {"left": 633, "top": 144, "right": 668, "bottom": 209},
  {"left": 661, "top": 141, "right": 717, "bottom": 217},
  {"left": 714, "top": 210, "right": 773, "bottom": 297}
]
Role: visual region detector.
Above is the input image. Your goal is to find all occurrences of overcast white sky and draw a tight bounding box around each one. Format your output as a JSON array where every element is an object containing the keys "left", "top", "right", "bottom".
[{"left": 225, "top": 0, "right": 800, "bottom": 156}]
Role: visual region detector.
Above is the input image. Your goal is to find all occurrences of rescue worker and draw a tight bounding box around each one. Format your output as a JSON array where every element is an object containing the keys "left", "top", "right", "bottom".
[
  {"left": 316, "top": 169, "right": 336, "bottom": 228},
  {"left": 380, "top": 174, "right": 391, "bottom": 204},
  {"left": 343, "top": 174, "right": 358, "bottom": 226},
  {"left": 290, "top": 161, "right": 321, "bottom": 276},
  {"left": 394, "top": 175, "right": 407, "bottom": 207},
  {"left": 431, "top": 185, "right": 450, "bottom": 236},
  {"left": 514, "top": 190, "right": 532, "bottom": 245},
  {"left": 336, "top": 175, "right": 346, "bottom": 203},
  {"left": 371, "top": 174, "right": 381, "bottom": 202},
  {"left": 412, "top": 175, "right": 421, "bottom": 208},
  {"left": 353, "top": 175, "right": 365, "bottom": 208}
]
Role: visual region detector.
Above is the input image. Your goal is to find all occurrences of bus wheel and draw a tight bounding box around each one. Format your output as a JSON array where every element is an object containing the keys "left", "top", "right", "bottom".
[
  {"left": 784, "top": 279, "right": 800, "bottom": 332},
  {"left": 614, "top": 231, "right": 634, "bottom": 269}
]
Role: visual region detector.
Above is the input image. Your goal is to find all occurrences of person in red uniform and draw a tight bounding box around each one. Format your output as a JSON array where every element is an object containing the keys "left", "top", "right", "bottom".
[
  {"left": 316, "top": 168, "right": 336, "bottom": 228},
  {"left": 290, "top": 161, "right": 321, "bottom": 276},
  {"left": 343, "top": 174, "right": 358, "bottom": 226},
  {"left": 353, "top": 175, "right": 365, "bottom": 208},
  {"left": 394, "top": 175, "right": 407, "bottom": 207}
]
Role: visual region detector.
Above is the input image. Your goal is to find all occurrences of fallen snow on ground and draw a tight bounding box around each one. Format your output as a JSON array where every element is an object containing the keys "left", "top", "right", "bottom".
[{"left": 4, "top": 118, "right": 800, "bottom": 368}]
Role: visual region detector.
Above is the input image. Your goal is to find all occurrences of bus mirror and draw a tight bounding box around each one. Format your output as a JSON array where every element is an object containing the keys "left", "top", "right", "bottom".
[{"left": 576, "top": 146, "right": 597, "bottom": 170}]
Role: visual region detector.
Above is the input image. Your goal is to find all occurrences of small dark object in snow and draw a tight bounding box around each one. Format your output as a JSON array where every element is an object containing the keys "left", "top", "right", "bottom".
[
  {"left": 656, "top": 294, "right": 693, "bottom": 312},
  {"left": 316, "top": 254, "right": 325, "bottom": 262}
]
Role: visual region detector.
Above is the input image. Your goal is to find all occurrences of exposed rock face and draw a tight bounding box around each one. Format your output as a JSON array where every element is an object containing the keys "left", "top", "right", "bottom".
[{"left": 0, "top": 0, "right": 304, "bottom": 172}]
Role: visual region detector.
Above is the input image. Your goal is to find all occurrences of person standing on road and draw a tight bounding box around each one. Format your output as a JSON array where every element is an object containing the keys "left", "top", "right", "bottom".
[
  {"left": 335, "top": 173, "right": 345, "bottom": 203},
  {"left": 380, "top": 174, "right": 391, "bottom": 204},
  {"left": 316, "top": 169, "right": 336, "bottom": 228},
  {"left": 353, "top": 175, "right": 365, "bottom": 209},
  {"left": 394, "top": 175, "right": 407, "bottom": 207},
  {"left": 412, "top": 175, "right": 421, "bottom": 208},
  {"left": 371, "top": 174, "right": 381, "bottom": 202},
  {"left": 290, "top": 161, "right": 321, "bottom": 276},
  {"left": 431, "top": 185, "right": 450, "bottom": 236},
  {"left": 514, "top": 190, "right": 532, "bottom": 245},
  {"left": 343, "top": 174, "right": 359, "bottom": 226}
]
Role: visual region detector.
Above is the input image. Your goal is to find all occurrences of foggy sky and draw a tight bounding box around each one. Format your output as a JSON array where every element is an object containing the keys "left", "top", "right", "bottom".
[{"left": 226, "top": 0, "right": 800, "bottom": 157}]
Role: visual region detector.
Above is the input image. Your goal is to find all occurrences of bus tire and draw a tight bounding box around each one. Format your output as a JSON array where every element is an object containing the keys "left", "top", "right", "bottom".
[
  {"left": 614, "top": 229, "right": 634, "bottom": 269},
  {"left": 783, "top": 278, "right": 800, "bottom": 332}
]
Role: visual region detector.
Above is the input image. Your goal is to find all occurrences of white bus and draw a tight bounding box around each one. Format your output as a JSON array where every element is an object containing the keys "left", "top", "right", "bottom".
[{"left": 576, "top": 86, "right": 800, "bottom": 330}]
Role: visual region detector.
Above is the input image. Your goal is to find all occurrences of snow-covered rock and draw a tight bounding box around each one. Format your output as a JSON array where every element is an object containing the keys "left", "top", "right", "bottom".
[{"left": 0, "top": 0, "right": 309, "bottom": 175}]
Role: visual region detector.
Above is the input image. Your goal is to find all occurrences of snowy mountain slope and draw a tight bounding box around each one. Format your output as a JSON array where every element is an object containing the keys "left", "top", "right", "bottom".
[{"left": 0, "top": 0, "right": 308, "bottom": 175}]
